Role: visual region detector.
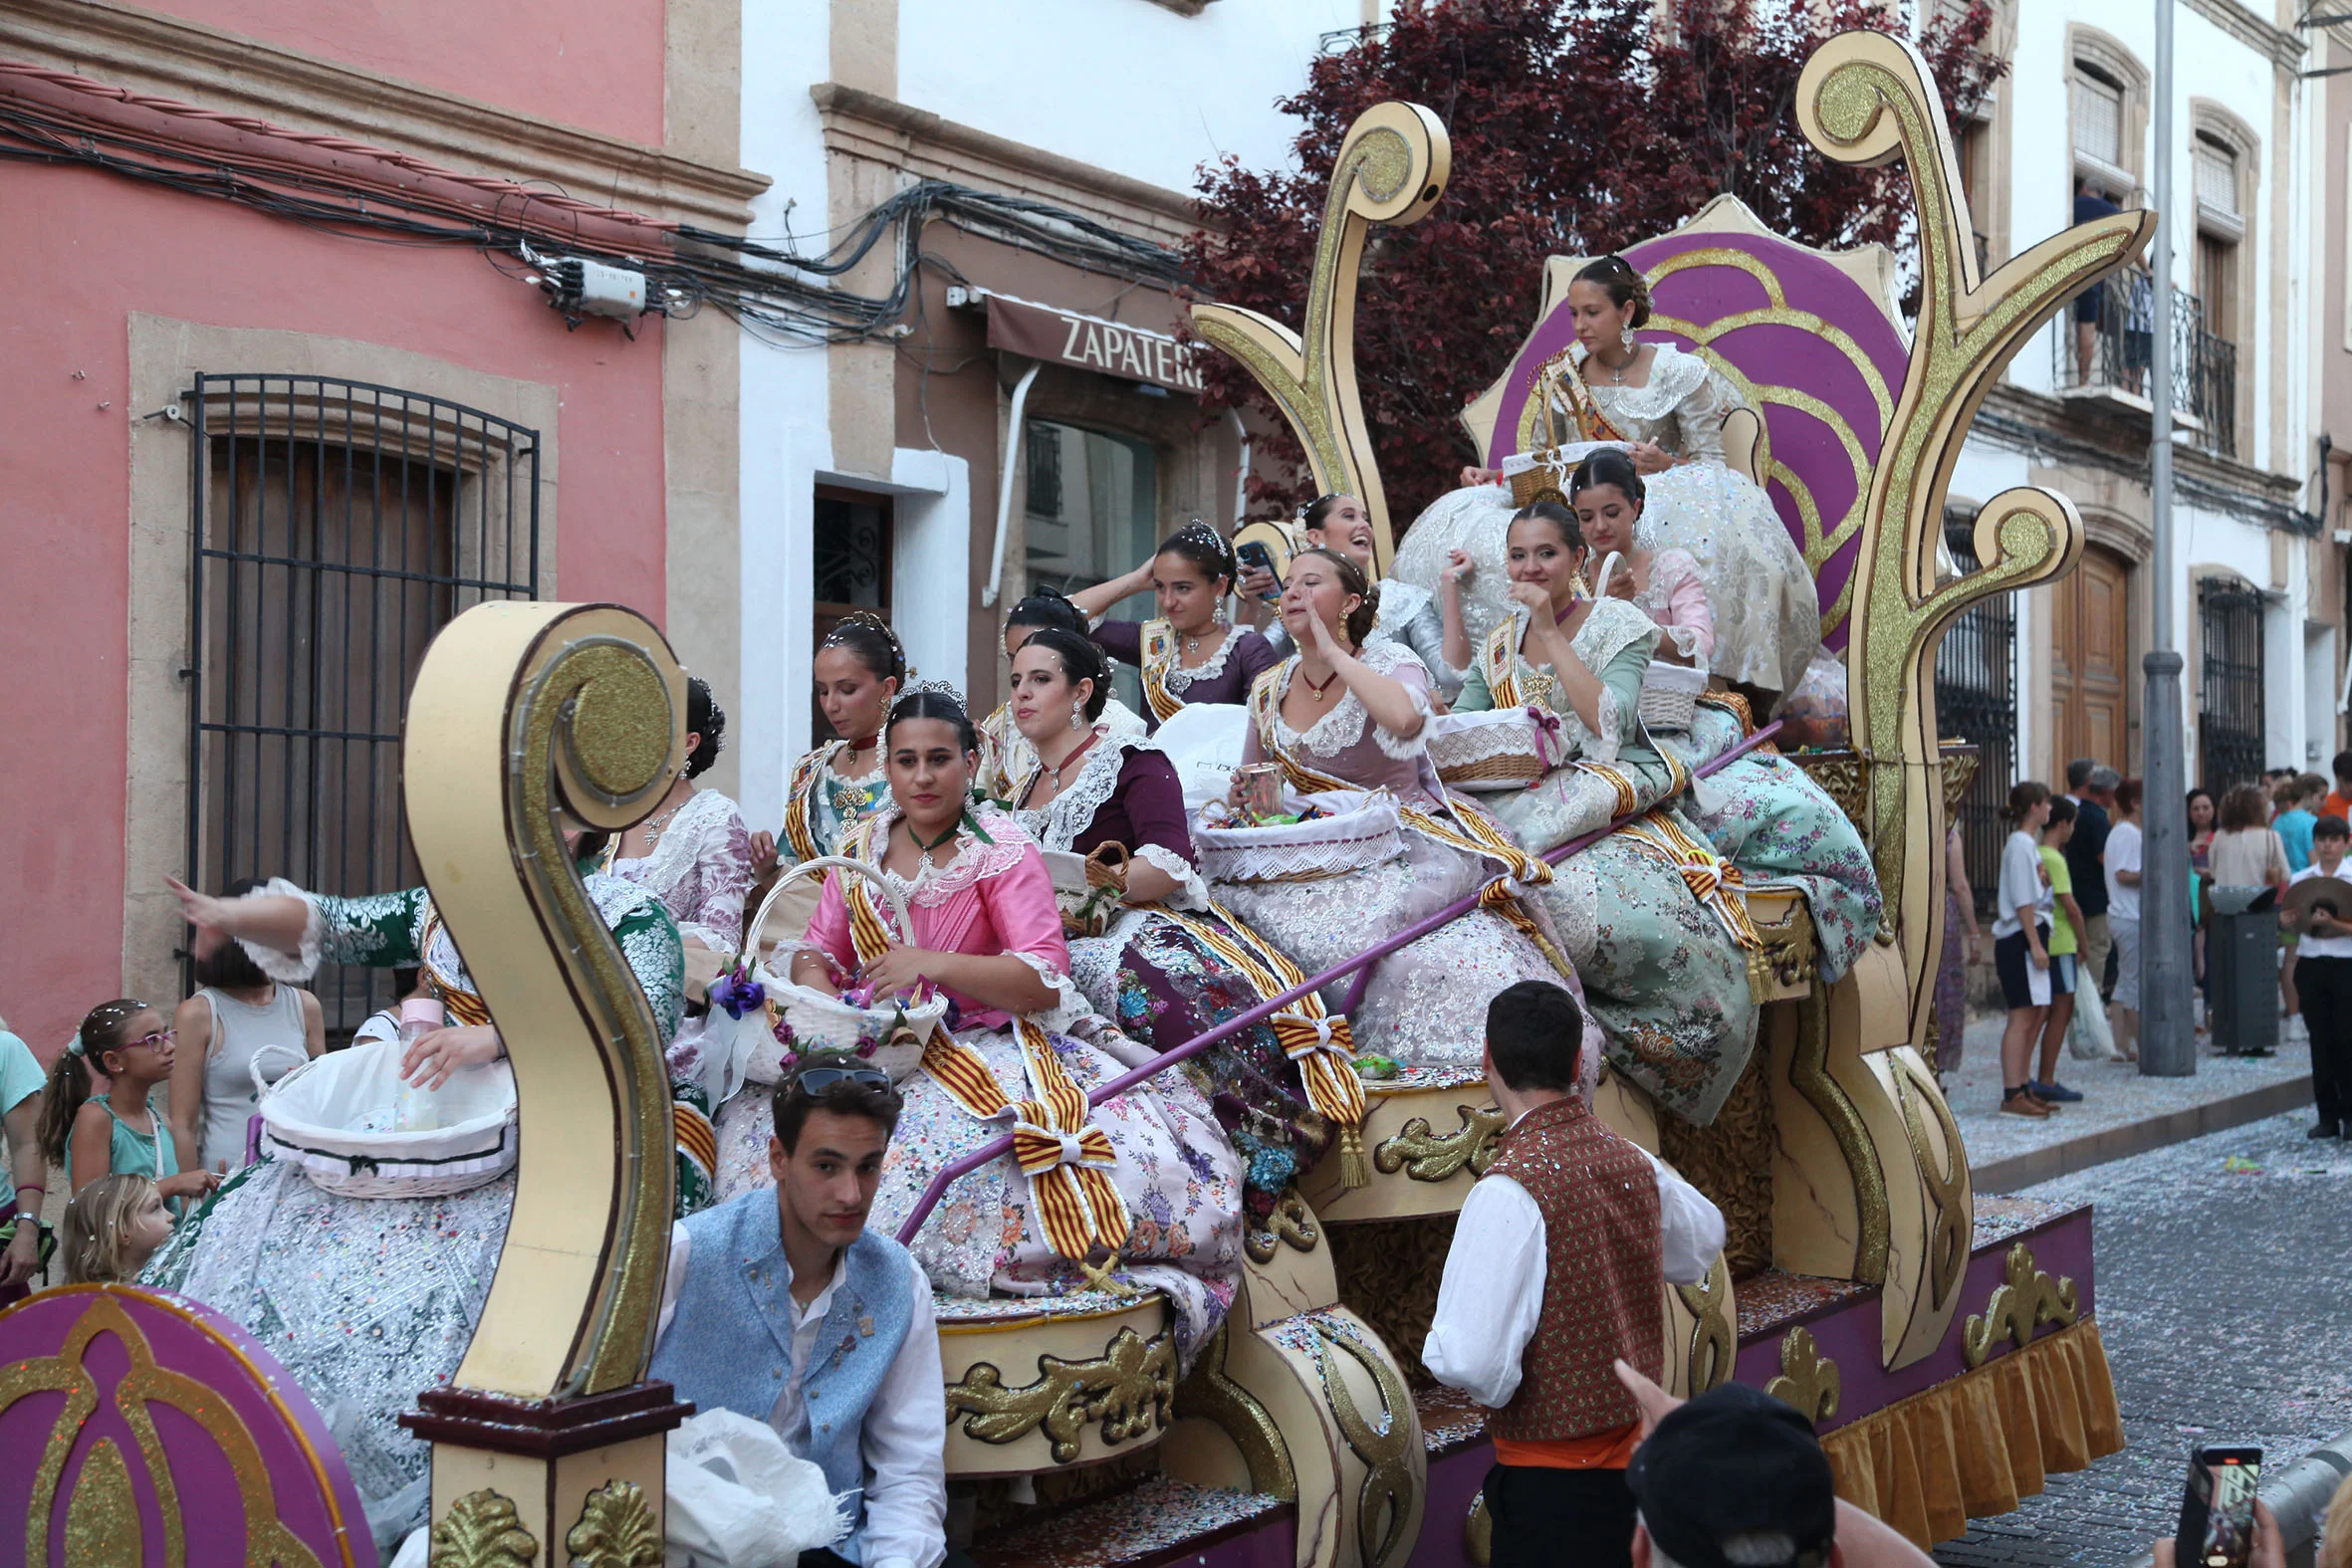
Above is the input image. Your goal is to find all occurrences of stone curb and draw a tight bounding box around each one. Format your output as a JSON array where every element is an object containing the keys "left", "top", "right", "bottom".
[{"left": 1972, "top": 1072, "right": 2315, "bottom": 1194}]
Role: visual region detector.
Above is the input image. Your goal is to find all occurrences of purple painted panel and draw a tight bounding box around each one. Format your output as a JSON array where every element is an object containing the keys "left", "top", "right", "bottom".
[
  {"left": 1482, "top": 231, "right": 1913, "bottom": 652},
  {"left": 0, "top": 1283, "right": 377, "bottom": 1568},
  {"left": 1730, "top": 1204, "right": 2098, "bottom": 1433}
]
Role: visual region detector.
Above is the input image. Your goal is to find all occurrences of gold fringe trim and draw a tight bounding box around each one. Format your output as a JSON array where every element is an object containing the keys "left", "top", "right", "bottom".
[{"left": 1821, "top": 1318, "right": 2124, "bottom": 1550}]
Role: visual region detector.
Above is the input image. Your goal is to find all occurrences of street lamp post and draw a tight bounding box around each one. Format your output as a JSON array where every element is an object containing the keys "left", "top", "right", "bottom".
[{"left": 2140, "top": 0, "right": 2196, "bottom": 1076}]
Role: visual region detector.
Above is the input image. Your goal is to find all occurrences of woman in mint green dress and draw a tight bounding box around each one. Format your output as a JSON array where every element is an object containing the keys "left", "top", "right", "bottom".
[
  {"left": 143, "top": 857, "right": 694, "bottom": 1557},
  {"left": 1446, "top": 503, "right": 1761, "bottom": 1126}
]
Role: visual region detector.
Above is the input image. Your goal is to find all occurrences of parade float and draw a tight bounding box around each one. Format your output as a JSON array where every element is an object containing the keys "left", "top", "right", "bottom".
[{"left": 0, "top": 30, "right": 2140, "bottom": 1568}]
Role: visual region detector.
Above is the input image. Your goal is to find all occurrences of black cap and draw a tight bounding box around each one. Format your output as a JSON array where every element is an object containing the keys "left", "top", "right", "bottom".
[{"left": 1625, "top": 1382, "right": 1836, "bottom": 1568}]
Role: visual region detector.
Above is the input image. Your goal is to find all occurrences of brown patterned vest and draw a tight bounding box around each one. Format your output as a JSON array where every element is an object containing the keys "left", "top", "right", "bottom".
[{"left": 1484, "top": 1095, "right": 1664, "bottom": 1443}]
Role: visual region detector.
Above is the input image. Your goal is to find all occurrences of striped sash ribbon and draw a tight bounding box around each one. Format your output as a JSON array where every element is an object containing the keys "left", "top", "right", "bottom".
[
  {"left": 1166, "top": 904, "right": 1371, "bottom": 1189},
  {"left": 780, "top": 743, "right": 836, "bottom": 862},
  {"left": 417, "top": 911, "right": 493, "bottom": 1027},
  {"left": 1139, "top": 619, "right": 1186, "bottom": 725},
  {"left": 1613, "top": 812, "right": 1767, "bottom": 998}
]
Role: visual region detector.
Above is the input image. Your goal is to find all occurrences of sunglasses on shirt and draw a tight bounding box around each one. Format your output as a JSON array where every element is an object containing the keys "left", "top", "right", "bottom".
[{"left": 794, "top": 1065, "right": 893, "bottom": 1096}]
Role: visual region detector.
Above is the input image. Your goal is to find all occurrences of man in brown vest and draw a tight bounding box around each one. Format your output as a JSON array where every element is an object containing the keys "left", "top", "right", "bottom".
[{"left": 1425, "top": 980, "right": 1726, "bottom": 1568}]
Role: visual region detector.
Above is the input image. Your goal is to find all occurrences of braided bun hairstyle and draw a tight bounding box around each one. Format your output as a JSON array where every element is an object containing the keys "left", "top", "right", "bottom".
[
  {"left": 684, "top": 675, "right": 727, "bottom": 778},
  {"left": 1294, "top": 546, "right": 1380, "bottom": 646},
  {"left": 1157, "top": 520, "right": 1237, "bottom": 586},
  {"left": 1568, "top": 447, "right": 1646, "bottom": 510},
  {"left": 819, "top": 610, "right": 908, "bottom": 685},
  {"left": 1575, "top": 254, "right": 1653, "bottom": 329},
  {"left": 1017, "top": 626, "right": 1111, "bottom": 722},
  {"left": 885, "top": 688, "right": 980, "bottom": 755}
]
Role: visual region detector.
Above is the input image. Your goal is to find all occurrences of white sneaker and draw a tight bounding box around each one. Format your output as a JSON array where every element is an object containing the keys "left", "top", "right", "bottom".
[{"left": 2284, "top": 1014, "right": 2308, "bottom": 1043}]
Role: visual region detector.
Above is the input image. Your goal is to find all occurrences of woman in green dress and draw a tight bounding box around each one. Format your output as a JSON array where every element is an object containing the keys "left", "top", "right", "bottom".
[
  {"left": 1448, "top": 502, "right": 1762, "bottom": 1126},
  {"left": 145, "top": 852, "right": 697, "bottom": 1556}
]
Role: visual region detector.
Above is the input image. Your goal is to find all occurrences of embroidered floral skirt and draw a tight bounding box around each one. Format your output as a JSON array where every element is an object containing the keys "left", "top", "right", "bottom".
[
  {"left": 1067, "top": 909, "right": 1329, "bottom": 1224},
  {"left": 1211, "top": 828, "right": 1571, "bottom": 1069},
  {"left": 715, "top": 1017, "right": 1243, "bottom": 1367},
  {"left": 142, "top": 1161, "right": 514, "bottom": 1557}
]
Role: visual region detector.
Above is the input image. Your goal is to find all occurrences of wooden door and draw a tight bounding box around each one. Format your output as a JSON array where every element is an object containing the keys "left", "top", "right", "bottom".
[{"left": 2050, "top": 545, "right": 2134, "bottom": 776}]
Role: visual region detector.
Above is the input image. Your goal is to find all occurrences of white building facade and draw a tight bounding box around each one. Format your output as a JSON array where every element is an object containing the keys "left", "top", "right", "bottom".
[{"left": 1938, "top": 0, "right": 2340, "bottom": 889}]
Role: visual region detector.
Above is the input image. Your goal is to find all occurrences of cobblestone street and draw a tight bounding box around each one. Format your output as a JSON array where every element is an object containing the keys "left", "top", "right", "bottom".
[{"left": 1933, "top": 1110, "right": 2352, "bottom": 1566}]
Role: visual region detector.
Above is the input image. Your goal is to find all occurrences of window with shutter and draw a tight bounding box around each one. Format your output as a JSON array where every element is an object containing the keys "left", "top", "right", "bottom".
[
  {"left": 2194, "top": 137, "right": 2237, "bottom": 217},
  {"left": 2071, "top": 69, "right": 2123, "bottom": 168}
]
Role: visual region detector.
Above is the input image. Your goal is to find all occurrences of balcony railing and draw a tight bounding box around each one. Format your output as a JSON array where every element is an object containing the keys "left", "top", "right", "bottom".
[{"left": 2052, "top": 275, "right": 2236, "bottom": 459}]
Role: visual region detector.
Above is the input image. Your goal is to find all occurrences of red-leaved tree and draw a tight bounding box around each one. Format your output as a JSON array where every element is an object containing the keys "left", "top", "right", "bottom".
[{"left": 1181, "top": 0, "right": 2002, "bottom": 529}]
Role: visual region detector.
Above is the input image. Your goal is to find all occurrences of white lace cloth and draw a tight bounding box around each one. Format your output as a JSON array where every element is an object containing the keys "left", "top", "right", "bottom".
[
  {"left": 1012, "top": 729, "right": 1211, "bottom": 913},
  {"left": 1266, "top": 639, "right": 1435, "bottom": 763},
  {"left": 609, "top": 787, "right": 755, "bottom": 954}
]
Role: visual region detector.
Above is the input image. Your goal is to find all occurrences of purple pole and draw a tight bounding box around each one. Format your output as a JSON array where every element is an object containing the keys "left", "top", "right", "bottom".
[{"left": 895, "top": 723, "right": 1782, "bottom": 1241}]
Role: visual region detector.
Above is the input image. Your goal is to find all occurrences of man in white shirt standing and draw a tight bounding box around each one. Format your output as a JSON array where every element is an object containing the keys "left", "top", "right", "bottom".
[
  {"left": 1424, "top": 981, "right": 1728, "bottom": 1568},
  {"left": 2282, "top": 814, "right": 2352, "bottom": 1139},
  {"left": 2104, "top": 780, "right": 2144, "bottom": 1063},
  {"left": 651, "top": 1052, "right": 960, "bottom": 1568}
]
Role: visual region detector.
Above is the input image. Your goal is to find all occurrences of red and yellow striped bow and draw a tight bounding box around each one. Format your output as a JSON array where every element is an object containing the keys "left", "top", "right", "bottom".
[
  {"left": 919, "top": 1017, "right": 1130, "bottom": 1261},
  {"left": 1615, "top": 814, "right": 1766, "bottom": 994}
]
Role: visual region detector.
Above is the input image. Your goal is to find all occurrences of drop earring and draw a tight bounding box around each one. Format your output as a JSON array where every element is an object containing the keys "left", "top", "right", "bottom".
[
  {"left": 1620, "top": 322, "right": 1637, "bottom": 351},
  {"left": 1069, "top": 700, "right": 1085, "bottom": 732}
]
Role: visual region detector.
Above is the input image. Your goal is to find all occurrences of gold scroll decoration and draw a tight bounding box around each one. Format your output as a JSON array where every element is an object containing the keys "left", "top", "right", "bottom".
[
  {"left": 567, "top": 1480, "right": 663, "bottom": 1568},
  {"left": 2, "top": 1289, "right": 326, "bottom": 1568},
  {"left": 430, "top": 1489, "right": 539, "bottom": 1568},
  {"left": 1674, "top": 1253, "right": 1737, "bottom": 1396},
  {"left": 1796, "top": 30, "right": 2152, "bottom": 1034},
  {"left": 1188, "top": 102, "right": 1450, "bottom": 579},
  {"left": 1173, "top": 1320, "right": 1298, "bottom": 1501},
  {"left": 1244, "top": 1185, "right": 1323, "bottom": 1264},
  {"left": 1765, "top": 1326, "right": 1844, "bottom": 1426},
  {"left": 1372, "top": 1102, "right": 1508, "bottom": 1183},
  {"left": 1962, "top": 1242, "right": 2081, "bottom": 1370},
  {"left": 1890, "top": 1049, "right": 1971, "bottom": 1310},
  {"left": 1311, "top": 1319, "right": 1417, "bottom": 1568},
  {"left": 402, "top": 603, "right": 687, "bottom": 1399},
  {"left": 943, "top": 1325, "right": 1178, "bottom": 1464}
]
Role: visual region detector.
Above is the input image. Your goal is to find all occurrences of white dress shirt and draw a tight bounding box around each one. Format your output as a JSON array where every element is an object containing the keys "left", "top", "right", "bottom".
[
  {"left": 1422, "top": 1134, "right": 1727, "bottom": 1411},
  {"left": 656, "top": 1224, "right": 948, "bottom": 1568}
]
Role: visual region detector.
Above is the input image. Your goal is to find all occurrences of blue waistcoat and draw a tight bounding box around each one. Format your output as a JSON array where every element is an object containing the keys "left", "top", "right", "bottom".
[{"left": 649, "top": 1190, "right": 917, "bottom": 1564}]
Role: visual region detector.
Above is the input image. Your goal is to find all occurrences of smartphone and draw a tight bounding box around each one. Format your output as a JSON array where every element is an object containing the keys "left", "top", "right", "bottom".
[
  {"left": 1236, "top": 540, "right": 1283, "bottom": 599},
  {"left": 2175, "top": 1444, "right": 2262, "bottom": 1568}
]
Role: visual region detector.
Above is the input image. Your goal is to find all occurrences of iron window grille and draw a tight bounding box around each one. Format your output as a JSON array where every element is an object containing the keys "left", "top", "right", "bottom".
[
  {"left": 2197, "top": 578, "right": 2265, "bottom": 792},
  {"left": 1934, "top": 510, "right": 2018, "bottom": 919},
  {"left": 185, "top": 374, "right": 540, "bottom": 1038}
]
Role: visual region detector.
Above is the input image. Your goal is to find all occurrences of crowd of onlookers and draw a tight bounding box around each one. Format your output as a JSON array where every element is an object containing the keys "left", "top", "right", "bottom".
[{"left": 1938, "top": 752, "right": 2352, "bottom": 1138}]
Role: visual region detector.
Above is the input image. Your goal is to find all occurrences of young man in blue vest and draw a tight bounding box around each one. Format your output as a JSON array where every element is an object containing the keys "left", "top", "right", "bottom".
[{"left": 652, "top": 1051, "right": 959, "bottom": 1568}]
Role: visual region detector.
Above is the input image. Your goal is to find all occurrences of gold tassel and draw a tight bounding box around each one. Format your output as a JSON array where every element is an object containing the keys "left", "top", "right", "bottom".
[{"left": 1339, "top": 1125, "right": 1372, "bottom": 1190}]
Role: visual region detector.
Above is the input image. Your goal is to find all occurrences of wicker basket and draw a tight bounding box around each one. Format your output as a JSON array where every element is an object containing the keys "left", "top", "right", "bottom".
[
  {"left": 256, "top": 1037, "right": 518, "bottom": 1200},
  {"left": 1429, "top": 709, "right": 1554, "bottom": 789},
  {"left": 1638, "top": 660, "right": 1708, "bottom": 733},
  {"left": 743, "top": 855, "right": 948, "bottom": 1083},
  {"left": 1195, "top": 789, "right": 1406, "bottom": 883},
  {"left": 1504, "top": 441, "right": 1633, "bottom": 508},
  {"left": 1041, "top": 844, "right": 1130, "bottom": 939}
]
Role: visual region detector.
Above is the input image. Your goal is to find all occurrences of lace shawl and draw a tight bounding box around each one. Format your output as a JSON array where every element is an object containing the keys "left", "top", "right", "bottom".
[
  {"left": 1265, "top": 639, "right": 1435, "bottom": 762},
  {"left": 608, "top": 788, "right": 755, "bottom": 953},
  {"left": 1013, "top": 730, "right": 1210, "bottom": 913}
]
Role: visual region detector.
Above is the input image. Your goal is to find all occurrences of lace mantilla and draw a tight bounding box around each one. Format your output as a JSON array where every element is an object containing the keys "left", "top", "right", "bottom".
[
  {"left": 1161, "top": 625, "right": 1243, "bottom": 694},
  {"left": 1268, "top": 640, "right": 1431, "bottom": 760},
  {"left": 607, "top": 787, "right": 753, "bottom": 951},
  {"left": 860, "top": 800, "right": 1039, "bottom": 911},
  {"left": 1572, "top": 340, "right": 1715, "bottom": 423},
  {"left": 1012, "top": 726, "right": 1141, "bottom": 853}
]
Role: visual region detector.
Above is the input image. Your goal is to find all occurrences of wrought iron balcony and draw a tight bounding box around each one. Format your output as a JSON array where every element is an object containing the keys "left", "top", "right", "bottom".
[{"left": 2051, "top": 275, "right": 2236, "bottom": 458}]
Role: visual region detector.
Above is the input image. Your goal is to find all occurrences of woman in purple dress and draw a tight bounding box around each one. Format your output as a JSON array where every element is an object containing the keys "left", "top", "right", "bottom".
[
  {"left": 1070, "top": 523, "right": 1279, "bottom": 731},
  {"left": 1006, "top": 626, "right": 1326, "bottom": 1217}
]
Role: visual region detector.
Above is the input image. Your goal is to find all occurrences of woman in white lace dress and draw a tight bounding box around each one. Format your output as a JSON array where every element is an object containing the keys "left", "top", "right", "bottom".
[
  {"left": 1238, "top": 493, "right": 1472, "bottom": 704},
  {"left": 1070, "top": 524, "right": 1279, "bottom": 731},
  {"left": 1210, "top": 548, "right": 1590, "bottom": 1070},
  {"left": 1397, "top": 256, "right": 1820, "bottom": 700}
]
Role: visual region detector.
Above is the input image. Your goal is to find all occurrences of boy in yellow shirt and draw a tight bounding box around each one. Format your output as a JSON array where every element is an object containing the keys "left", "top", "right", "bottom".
[{"left": 2034, "top": 798, "right": 2087, "bottom": 1103}]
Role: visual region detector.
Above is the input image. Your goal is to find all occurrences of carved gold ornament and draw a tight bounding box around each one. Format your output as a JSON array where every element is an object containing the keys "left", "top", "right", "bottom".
[
  {"left": 1963, "top": 1242, "right": 2081, "bottom": 1369},
  {"left": 1891, "top": 1050, "right": 1970, "bottom": 1309},
  {"left": 430, "top": 1488, "right": 539, "bottom": 1568},
  {"left": 1675, "top": 1254, "right": 1737, "bottom": 1395},
  {"left": 943, "top": 1324, "right": 1177, "bottom": 1464},
  {"left": 1173, "top": 1320, "right": 1297, "bottom": 1500},
  {"left": 0, "top": 1289, "right": 325, "bottom": 1568},
  {"left": 401, "top": 606, "right": 689, "bottom": 1401},
  {"left": 566, "top": 1480, "right": 662, "bottom": 1567},
  {"left": 1187, "top": 103, "right": 1449, "bottom": 579},
  {"left": 1244, "top": 1185, "right": 1323, "bottom": 1263},
  {"left": 1764, "top": 1326, "right": 1843, "bottom": 1425},
  {"left": 1311, "top": 1319, "right": 1417, "bottom": 1568},
  {"left": 1372, "top": 1103, "right": 1508, "bottom": 1184}
]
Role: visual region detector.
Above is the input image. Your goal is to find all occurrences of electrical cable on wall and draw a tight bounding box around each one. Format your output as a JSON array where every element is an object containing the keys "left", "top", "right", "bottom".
[{"left": 0, "top": 96, "right": 1187, "bottom": 345}]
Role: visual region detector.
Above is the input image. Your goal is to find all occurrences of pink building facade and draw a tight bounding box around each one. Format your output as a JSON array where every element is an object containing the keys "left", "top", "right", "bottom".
[{"left": 0, "top": 0, "right": 759, "bottom": 1053}]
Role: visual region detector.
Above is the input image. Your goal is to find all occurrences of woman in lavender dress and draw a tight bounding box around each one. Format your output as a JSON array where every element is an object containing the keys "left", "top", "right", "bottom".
[
  {"left": 1006, "top": 627, "right": 1327, "bottom": 1220},
  {"left": 1072, "top": 523, "right": 1279, "bottom": 731},
  {"left": 1211, "top": 548, "right": 1592, "bottom": 1071},
  {"left": 602, "top": 676, "right": 755, "bottom": 1099}
]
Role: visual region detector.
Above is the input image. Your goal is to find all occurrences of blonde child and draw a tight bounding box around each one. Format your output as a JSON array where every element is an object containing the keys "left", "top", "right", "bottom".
[
  {"left": 38, "top": 999, "right": 219, "bottom": 1216},
  {"left": 61, "top": 1172, "right": 175, "bottom": 1283}
]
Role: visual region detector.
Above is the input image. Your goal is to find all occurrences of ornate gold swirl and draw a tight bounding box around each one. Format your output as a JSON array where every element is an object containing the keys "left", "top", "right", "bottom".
[
  {"left": 943, "top": 1325, "right": 1177, "bottom": 1464},
  {"left": 1676, "top": 1254, "right": 1737, "bottom": 1394},
  {"left": 1372, "top": 1103, "right": 1508, "bottom": 1183},
  {"left": 1890, "top": 1049, "right": 1971, "bottom": 1311},
  {"left": 1786, "top": 985, "right": 1890, "bottom": 1283},
  {"left": 566, "top": 1480, "right": 663, "bottom": 1567},
  {"left": 1244, "top": 1185, "right": 1323, "bottom": 1264},
  {"left": 1764, "top": 1326, "right": 1843, "bottom": 1425},
  {"left": 429, "top": 1489, "right": 539, "bottom": 1568},
  {"left": 1963, "top": 1242, "right": 2081, "bottom": 1369},
  {"left": 1173, "top": 1320, "right": 1298, "bottom": 1501},
  {"left": 1188, "top": 102, "right": 1450, "bottom": 579},
  {"left": 403, "top": 605, "right": 689, "bottom": 1402},
  {"left": 1311, "top": 1320, "right": 1417, "bottom": 1568}
]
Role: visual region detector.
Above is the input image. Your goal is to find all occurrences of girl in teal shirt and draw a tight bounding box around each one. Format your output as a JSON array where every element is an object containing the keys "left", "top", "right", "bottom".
[{"left": 40, "top": 999, "right": 220, "bottom": 1218}]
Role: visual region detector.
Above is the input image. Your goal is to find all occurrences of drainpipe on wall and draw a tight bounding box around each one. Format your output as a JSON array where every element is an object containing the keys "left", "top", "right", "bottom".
[{"left": 982, "top": 359, "right": 1042, "bottom": 609}]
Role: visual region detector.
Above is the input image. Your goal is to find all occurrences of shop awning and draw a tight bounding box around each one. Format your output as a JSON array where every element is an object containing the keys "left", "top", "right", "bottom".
[{"left": 971, "top": 288, "right": 1204, "bottom": 396}]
